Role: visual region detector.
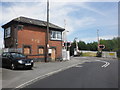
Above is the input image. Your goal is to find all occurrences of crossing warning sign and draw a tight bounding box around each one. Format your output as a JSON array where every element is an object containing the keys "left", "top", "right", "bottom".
[{"left": 98, "top": 45, "right": 105, "bottom": 49}]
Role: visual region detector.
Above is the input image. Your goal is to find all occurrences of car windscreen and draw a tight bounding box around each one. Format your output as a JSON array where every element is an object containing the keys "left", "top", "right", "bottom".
[{"left": 11, "top": 53, "right": 26, "bottom": 58}]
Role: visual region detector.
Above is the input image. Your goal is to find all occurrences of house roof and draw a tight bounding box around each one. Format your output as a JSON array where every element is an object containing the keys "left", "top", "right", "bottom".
[{"left": 2, "top": 16, "right": 65, "bottom": 31}]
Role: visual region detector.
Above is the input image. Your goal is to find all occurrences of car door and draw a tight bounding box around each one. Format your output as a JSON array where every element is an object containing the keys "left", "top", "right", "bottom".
[
  {"left": 2, "top": 53, "right": 8, "bottom": 67},
  {"left": 6, "top": 53, "right": 12, "bottom": 67}
]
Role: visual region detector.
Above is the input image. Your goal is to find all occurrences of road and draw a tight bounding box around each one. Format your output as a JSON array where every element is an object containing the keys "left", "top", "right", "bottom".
[
  {"left": 21, "top": 59, "right": 118, "bottom": 88},
  {"left": 2, "top": 57, "right": 86, "bottom": 89}
]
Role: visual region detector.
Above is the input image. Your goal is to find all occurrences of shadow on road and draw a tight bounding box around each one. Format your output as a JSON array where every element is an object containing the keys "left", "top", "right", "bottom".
[{"left": 2, "top": 66, "right": 33, "bottom": 71}]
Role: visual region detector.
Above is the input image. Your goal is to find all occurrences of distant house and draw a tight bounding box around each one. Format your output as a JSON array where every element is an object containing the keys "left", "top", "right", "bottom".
[{"left": 2, "top": 16, "right": 65, "bottom": 61}]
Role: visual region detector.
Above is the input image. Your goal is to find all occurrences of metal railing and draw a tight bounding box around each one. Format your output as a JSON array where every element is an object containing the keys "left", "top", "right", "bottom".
[{"left": 2, "top": 48, "right": 22, "bottom": 53}]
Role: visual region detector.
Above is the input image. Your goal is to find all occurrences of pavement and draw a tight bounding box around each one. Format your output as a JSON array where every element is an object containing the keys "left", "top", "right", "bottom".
[{"left": 1, "top": 57, "right": 118, "bottom": 89}]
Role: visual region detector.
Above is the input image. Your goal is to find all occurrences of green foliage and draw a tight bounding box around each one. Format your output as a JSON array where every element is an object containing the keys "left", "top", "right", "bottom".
[
  {"left": 70, "top": 37, "right": 119, "bottom": 57},
  {"left": 100, "top": 37, "right": 119, "bottom": 51},
  {"left": 117, "top": 37, "right": 120, "bottom": 58},
  {"left": 70, "top": 41, "right": 76, "bottom": 56},
  {"left": 86, "top": 42, "right": 97, "bottom": 51},
  {"left": 78, "top": 41, "right": 87, "bottom": 50},
  {"left": 78, "top": 52, "right": 83, "bottom": 56}
]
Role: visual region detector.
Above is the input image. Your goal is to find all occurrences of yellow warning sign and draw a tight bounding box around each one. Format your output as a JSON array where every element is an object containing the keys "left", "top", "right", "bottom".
[{"left": 109, "top": 53, "right": 115, "bottom": 56}]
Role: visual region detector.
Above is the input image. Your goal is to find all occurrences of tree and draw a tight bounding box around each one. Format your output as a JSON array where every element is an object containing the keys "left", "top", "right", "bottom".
[
  {"left": 70, "top": 37, "right": 119, "bottom": 57},
  {"left": 86, "top": 42, "right": 97, "bottom": 51},
  {"left": 78, "top": 41, "right": 87, "bottom": 50},
  {"left": 70, "top": 41, "right": 76, "bottom": 56},
  {"left": 100, "top": 37, "right": 119, "bottom": 51}
]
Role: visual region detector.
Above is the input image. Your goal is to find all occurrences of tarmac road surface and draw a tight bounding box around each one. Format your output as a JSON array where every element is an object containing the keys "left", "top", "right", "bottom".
[{"left": 21, "top": 59, "right": 118, "bottom": 88}]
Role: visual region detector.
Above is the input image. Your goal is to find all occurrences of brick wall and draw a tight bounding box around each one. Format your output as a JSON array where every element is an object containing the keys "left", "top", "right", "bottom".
[{"left": 17, "top": 25, "right": 62, "bottom": 60}]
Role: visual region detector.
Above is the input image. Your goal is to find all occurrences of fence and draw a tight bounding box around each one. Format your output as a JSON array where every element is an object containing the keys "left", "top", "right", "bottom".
[{"left": 102, "top": 51, "right": 117, "bottom": 58}]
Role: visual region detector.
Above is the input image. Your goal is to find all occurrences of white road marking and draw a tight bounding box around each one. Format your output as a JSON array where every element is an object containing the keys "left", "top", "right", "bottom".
[
  {"left": 102, "top": 62, "right": 110, "bottom": 67},
  {"left": 95, "top": 60, "right": 110, "bottom": 68}
]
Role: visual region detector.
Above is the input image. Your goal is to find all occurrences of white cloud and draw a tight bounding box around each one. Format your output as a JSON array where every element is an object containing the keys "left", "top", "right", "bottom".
[
  {"left": 1, "top": 1, "right": 105, "bottom": 26},
  {"left": 80, "top": 37, "right": 98, "bottom": 43},
  {"left": 80, "top": 35, "right": 118, "bottom": 43},
  {"left": 100, "top": 35, "right": 118, "bottom": 40},
  {"left": 65, "top": 17, "right": 96, "bottom": 35},
  {"left": 0, "top": 30, "right": 4, "bottom": 48},
  {"left": 0, "top": 1, "right": 118, "bottom": 48},
  {"left": 1, "top": 0, "right": 120, "bottom": 2},
  {"left": 1, "top": 2, "right": 47, "bottom": 24},
  {"left": 48, "top": 2, "right": 97, "bottom": 35},
  {"left": 78, "top": 3, "right": 106, "bottom": 16}
]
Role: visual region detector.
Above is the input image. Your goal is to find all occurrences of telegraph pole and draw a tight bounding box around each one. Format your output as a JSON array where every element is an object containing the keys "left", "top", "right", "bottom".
[
  {"left": 75, "top": 37, "right": 78, "bottom": 51},
  {"left": 64, "top": 19, "right": 67, "bottom": 60},
  {"left": 97, "top": 29, "right": 100, "bottom": 51},
  {"left": 45, "top": 0, "right": 49, "bottom": 62},
  {"left": 64, "top": 19, "right": 67, "bottom": 50}
]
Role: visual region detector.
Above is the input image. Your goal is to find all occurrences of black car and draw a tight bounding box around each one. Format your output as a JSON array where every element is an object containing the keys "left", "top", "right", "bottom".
[{"left": 2, "top": 52, "right": 34, "bottom": 70}]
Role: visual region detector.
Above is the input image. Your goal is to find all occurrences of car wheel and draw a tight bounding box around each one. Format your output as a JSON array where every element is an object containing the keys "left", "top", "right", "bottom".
[
  {"left": 11, "top": 63, "right": 16, "bottom": 70},
  {"left": 29, "top": 67, "right": 32, "bottom": 70}
]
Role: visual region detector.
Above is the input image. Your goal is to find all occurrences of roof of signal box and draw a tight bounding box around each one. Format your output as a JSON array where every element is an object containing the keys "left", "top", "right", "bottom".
[{"left": 2, "top": 16, "right": 65, "bottom": 31}]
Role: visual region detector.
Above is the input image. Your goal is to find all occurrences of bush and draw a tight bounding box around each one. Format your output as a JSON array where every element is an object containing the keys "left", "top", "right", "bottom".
[{"left": 78, "top": 52, "right": 83, "bottom": 56}]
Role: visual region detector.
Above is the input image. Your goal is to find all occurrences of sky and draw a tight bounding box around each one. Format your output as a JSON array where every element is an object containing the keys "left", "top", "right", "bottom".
[{"left": 0, "top": 0, "right": 119, "bottom": 48}]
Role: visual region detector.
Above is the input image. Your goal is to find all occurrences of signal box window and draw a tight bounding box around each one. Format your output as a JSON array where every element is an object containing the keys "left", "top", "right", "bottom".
[
  {"left": 23, "top": 45, "right": 31, "bottom": 55},
  {"left": 38, "top": 46, "right": 44, "bottom": 55},
  {"left": 50, "top": 31, "right": 62, "bottom": 40},
  {"left": 5, "top": 27, "right": 11, "bottom": 38}
]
